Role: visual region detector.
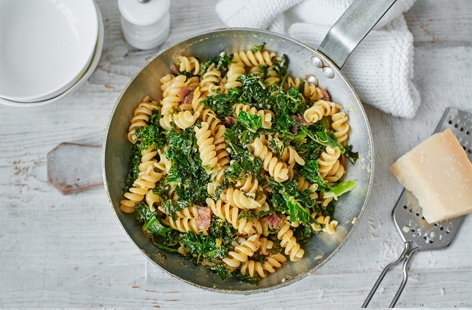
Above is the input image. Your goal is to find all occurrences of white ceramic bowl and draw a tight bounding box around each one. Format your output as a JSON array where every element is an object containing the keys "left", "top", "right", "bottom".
[
  {"left": 0, "top": 0, "right": 98, "bottom": 102},
  {"left": 0, "top": 1, "right": 104, "bottom": 108}
]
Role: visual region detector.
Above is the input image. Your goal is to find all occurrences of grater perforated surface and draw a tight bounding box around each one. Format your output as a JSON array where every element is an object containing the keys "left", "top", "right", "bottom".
[{"left": 392, "top": 108, "right": 472, "bottom": 251}]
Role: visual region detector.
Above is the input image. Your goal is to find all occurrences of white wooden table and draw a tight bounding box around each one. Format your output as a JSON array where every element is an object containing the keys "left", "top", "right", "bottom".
[{"left": 1, "top": 0, "right": 471, "bottom": 308}]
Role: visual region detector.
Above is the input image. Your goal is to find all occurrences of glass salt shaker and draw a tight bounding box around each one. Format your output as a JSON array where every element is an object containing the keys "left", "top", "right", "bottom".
[{"left": 118, "top": 0, "right": 170, "bottom": 50}]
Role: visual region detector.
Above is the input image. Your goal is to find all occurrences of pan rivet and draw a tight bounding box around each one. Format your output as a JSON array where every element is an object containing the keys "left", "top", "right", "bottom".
[
  {"left": 311, "top": 56, "right": 323, "bottom": 68},
  {"left": 307, "top": 75, "right": 318, "bottom": 85},
  {"left": 323, "top": 67, "right": 335, "bottom": 79}
]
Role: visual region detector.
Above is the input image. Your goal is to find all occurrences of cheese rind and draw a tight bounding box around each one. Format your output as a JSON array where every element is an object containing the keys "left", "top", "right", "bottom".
[{"left": 390, "top": 128, "right": 472, "bottom": 223}]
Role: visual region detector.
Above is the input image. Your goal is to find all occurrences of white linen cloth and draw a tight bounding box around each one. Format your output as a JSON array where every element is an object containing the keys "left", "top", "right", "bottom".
[{"left": 216, "top": 0, "right": 420, "bottom": 118}]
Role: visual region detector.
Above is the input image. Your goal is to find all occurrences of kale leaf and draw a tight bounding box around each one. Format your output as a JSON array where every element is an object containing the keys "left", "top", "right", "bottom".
[
  {"left": 237, "top": 111, "right": 262, "bottom": 133},
  {"left": 301, "top": 160, "right": 331, "bottom": 192},
  {"left": 202, "top": 91, "right": 239, "bottom": 119},
  {"left": 165, "top": 128, "right": 210, "bottom": 207},
  {"left": 200, "top": 53, "right": 232, "bottom": 76},
  {"left": 344, "top": 144, "right": 359, "bottom": 164},
  {"left": 124, "top": 145, "right": 142, "bottom": 191},
  {"left": 251, "top": 42, "right": 266, "bottom": 53}
]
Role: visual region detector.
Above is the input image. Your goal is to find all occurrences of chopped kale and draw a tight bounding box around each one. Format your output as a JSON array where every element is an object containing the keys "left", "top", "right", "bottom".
[
  {"left": 344, "top": 144, "right": 359, "bottom": 164},
  {"left": 134, "top": 202, "right": 180, "bottom": 249},
  {"left": 269, "top": 179, "right": 316, "bottom": 224},
  {"left": 268, "top": 138, "right": 286, "bottom": 158},
  {"left": 324, "top": 180, "right": 357, "bottom": 199},
  {"left": 200, "top": 53, "right": 232, "bottom": 76},
  {"left": 301, "top": 160, "right": 331, "bottom": 192},
  {"left": 238, "top": 210, "right": 271, "bottom": 220},
  {"left": 211, "top": 264, "right": 258, "bottom": 284},
  {"left": 202, "top": 91, "right": 239, "bottom": 119},
  {"left": 272, "top": 54, "right": 288, "bottom": 76},
  {"left": 251, "top": 42, "right": 266, "bottom": 53},
  {"left": 165, "top": 128, "right": 210, "bottom": 206},
  {"left": 181, "top": 218, "right": 235, "bottom": 264},
  {"left": 124, "top": 145, "right": 142, "bottom": 191},
  {"left": 236, "top": 111, "right": 262, "bottom": 133}
]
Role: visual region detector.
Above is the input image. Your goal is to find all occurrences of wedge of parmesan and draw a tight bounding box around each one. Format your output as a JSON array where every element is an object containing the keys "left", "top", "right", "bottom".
[{"left": 390, "top": 128, "right": 472, "bottom": 223}]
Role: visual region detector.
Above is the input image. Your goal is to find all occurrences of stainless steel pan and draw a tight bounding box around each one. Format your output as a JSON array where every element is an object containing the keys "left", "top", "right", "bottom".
[{"left": 103, "top": 0, "right": 396, "bottom": 293}]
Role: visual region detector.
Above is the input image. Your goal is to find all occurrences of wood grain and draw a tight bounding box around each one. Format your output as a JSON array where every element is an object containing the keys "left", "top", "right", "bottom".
[{"left": 1, "top": 0, "right": 471, "bottom": 307}]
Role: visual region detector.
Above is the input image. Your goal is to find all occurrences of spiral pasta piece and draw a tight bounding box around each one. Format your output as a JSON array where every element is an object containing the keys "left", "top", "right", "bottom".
[
  {"left": 163, "top": 216, "right": 202, "bottom": 234},
  {"left": 318, "top": 146, "right": 341, "bottom": 178},
  {"left": 173, "top": 110, "right": 198, "bottom": 129},
  {"left": 159, "top": 113, "right": 173, "bottom": 130},
  {"left": 174, "top": 205, "right": 200, "bottom": 218},
  {"left": 224, "top": 55, "right": 245, "bottom": 89},
  {"left": 325, "top": 159, "right": 345, "bottom": 183},
  {"left": 194, "top": 122, "right": 218, "bottom": 173},
  {"left": 280, "top": 146, "right": 305, "bottom": 166},
  {"left": 176, "top": 55, "right": 200, "bottom": 75},
  {"left": 241, "top": 253, "right": 287, "bottom": 278},
  {"left": 201, "top": 64, "right": 222, "bottom": 95},
  {"left": 222, "top": 234, "right": 261, "bottom": 268},
  {"left": 234, "top": 175, "right": 259, "bottom": 193},
  {"left": 251, "top": 218, "right": 268, "bottom": 237},
  {"left": 220, "top": 187, "right": 261, "bottom": 210},
  {"left": 277, "top": 222, "right": 304, "bottom": 261},
  {"left": 161, "top": 75, "right": 187, "bottom": 116},
  {"left": 160, "top": 74, "right": 175, "bottom": 93},
  {"left": 264, "top": 67, "right": 280, "bottom": 86},
  {"left": 259, "top": 237, "right": 273, "bottom": 255},
  {"left": 145, "top": 190, "right": 161, "bottom": 211},
  {"left": 303, "top": 100, "right": 340, "bottom": 124},
  {"left": 233, "top": 103, "right": 273, "bottom": 129},
  {"left": 120, "top": 147, "right": 161, "bottom": 213},
  {"left": 234, "top": 50, "right": 276, "bottom": 67},
  {"left": 296, "top": 177, "right": 319, "bottom": 199},
  {"left": 285, "top": 77, "right": 324, "bottom": 101},
  {"left": 206, "top": 198, "right": 255, "bottom": 235},
  {"left": 249, "top": 137, "right": 289, "bottom": 182},
  {"left": 331, "top": 111, "right": 350, "bottom": 145},
  {"left": 311, "top": 214, "right": 338, "bottom": 234},
  {"left": 127, "top": 96, "right": 159, "bottom": 144},
  {"left": 212, "top": 122, "right": 230, "bottom": 170}
]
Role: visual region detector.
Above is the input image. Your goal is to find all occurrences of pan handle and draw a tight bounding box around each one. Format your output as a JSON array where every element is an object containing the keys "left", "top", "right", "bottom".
[{"left": 318, "top": 0, "right": 398, "bottom": 69}]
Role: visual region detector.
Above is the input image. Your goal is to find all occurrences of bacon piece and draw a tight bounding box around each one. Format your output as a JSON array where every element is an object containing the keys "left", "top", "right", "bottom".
[
  {"left": 319, "top": 88, "right": 331, "bottom": 101},
  {"left": 291, "top": 114, "right": 310, "bottom": 126},
  {"left": 264, "top": 214, "right": 283, "bottom": 230},
  {"left": 178, "top": 87, "right": 194, "bottom": 105},
  {"left": 170, "top": 65, "right": 179, "bottom": 75},
  {"left": 196, "top": 206, "right": 212, "bottom": 231},
  {"left": 224, "top": 116, "right": 236, "bottom": 127}
]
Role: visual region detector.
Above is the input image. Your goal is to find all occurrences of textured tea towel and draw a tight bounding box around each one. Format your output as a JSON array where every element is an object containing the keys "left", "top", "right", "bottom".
[{"left": 216, "top": 0, "right": 420, "bottom": 118}]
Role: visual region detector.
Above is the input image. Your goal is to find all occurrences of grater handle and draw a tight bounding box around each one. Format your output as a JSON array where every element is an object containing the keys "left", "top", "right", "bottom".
[
  {"left": 389, "top": 247, "right": 419, "bottom": 307},
  {"left": 362, "top": 242, "right": 418, "bottom": 308}
]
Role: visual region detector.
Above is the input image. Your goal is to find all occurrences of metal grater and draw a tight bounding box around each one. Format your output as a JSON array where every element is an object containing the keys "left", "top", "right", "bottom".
[{"left": 363, "top": 108, "right": 472, "bottom": 308}]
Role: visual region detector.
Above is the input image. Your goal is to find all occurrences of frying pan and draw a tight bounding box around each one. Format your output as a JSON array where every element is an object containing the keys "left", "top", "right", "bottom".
[{"left": 104, "top": 0, "right": 396, "bottom": 293}]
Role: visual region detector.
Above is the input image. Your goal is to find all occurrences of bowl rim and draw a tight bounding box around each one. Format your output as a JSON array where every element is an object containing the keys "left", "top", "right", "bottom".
[
  {"left": 0, "top": 1, "right": 104, "bottom": 108},
  {"left": 0, "top": 0, "right": 98, "bottom": 102}
]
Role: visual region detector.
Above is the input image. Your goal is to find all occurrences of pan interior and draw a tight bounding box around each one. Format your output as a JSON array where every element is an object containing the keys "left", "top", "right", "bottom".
[{"left": 104, "top": 29, "right": 373, "bottom": 293}]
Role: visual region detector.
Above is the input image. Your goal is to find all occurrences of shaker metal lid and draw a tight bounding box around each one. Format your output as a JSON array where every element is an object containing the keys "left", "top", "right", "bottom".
[{"left": 118, "top": 0, "right": 170, "bottom": 26}]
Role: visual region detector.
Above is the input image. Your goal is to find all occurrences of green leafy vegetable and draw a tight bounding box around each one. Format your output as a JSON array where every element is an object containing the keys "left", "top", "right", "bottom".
[
  {"left": 200, "top": 53, "right": 232, "bottom": 76},
  {"left": 181, "top": 218, "right": 235, "bottom": 264},
  {"left": 272, "top": 54, "right": 288, "bottom": 76},
  {"left": 251, "top": 42, "right": 266, "bottom": 53},
  {"left": 238, "top": 210, "right": 271, "bottom": 220},
  {"left": 203, "top": 91, "right": 240, "bottom": 119},
  {"left": 301, "top": 160, "right": 331, "bottom": 192},
  {"left": 324, "top": 180, "right": 357, "bottom": 199},
  {"left": 300, "top": 126, "right": 344, "bottom": 153},
  {"left": 124, "top": 145, "right": 142, "bottom": 191},
  {"left": 134, "top": 203, "right": 179, "bottom": 250},
  {"left": 237, "top": 111, "right": 262, "bottom": 133},
  {"left": 165, "top": 128, "right": 210, "bottom": 206},
  {"left": 344, "top": 144, "right": 359, "bottom": 164}
]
